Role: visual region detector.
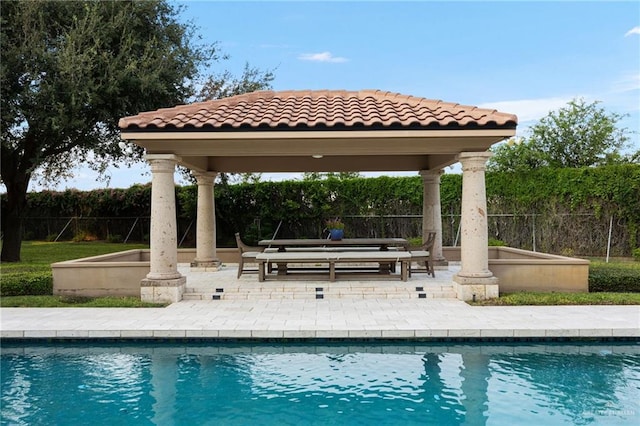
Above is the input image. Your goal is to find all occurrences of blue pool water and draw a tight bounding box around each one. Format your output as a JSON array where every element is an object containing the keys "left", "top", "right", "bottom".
[{"left": 1, "top": 342, "right": 639, "bottom": 425}]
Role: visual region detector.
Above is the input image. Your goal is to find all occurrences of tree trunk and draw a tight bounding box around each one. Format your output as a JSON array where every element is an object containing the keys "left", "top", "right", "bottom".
[{"left": 1, "top": 173, "right": 29, "bottom": 262}]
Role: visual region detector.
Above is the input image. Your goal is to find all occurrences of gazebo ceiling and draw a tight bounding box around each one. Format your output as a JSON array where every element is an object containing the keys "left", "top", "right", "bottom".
[{"left": 119, "top": 90, "right": 518, "bottom": 173}]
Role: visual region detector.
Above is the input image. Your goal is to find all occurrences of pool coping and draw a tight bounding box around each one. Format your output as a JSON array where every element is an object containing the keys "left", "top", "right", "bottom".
[{"left": 2, "top": 299, "right": 638, "bottom": 342}]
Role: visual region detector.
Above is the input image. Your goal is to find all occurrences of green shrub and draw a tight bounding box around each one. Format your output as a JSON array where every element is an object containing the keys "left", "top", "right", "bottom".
[
  {"left": 106, "top": 234, "right": 123, "bottom": 243},
  {"left": 72, "top": 231, "right": 96, "bottom": 242},
  {"left": 633, "top": 248, "right": 640, "bottom": 262},
  {"left": 407, "top": 237, "right": 423, "bottom": 247},
  {"left": 0, "top": 272, "right": 53, "bottom": 296},
  {"left": 589, "top": 263, "right": 640, "bottom": 293},
  {"left": 488, "top": 238, "right": 506, "bottom": 246}
]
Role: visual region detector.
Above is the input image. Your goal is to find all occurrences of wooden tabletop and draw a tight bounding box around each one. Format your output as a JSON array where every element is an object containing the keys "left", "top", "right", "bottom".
[{"left": 258, "top": 238, "right": 409, "bottom": 250}]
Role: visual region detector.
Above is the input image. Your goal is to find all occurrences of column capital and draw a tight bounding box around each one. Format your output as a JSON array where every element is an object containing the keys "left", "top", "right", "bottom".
[
  {"left": 145, "top": 154, "right": 182, "bottom": 173},
  {"left": 419, "top": 169, "right": 444, "bottom": 176},
  {"left": 419, "top": 169, "right": 444, "bottom": 183},
  {"left": 456, "top": 152, "right": 492, "bottom": 172},
  {"left": 193, "top": 171, "right": 219, "bottom": 186}
]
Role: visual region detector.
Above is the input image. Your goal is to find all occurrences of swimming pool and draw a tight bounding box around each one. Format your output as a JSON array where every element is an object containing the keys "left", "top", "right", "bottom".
[{"left": 2, "top": 342, "right": 639, "bottom": 425}]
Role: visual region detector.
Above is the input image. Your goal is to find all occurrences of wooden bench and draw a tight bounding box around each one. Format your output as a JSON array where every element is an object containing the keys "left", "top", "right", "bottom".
[{"left": 255, "top": 251, "right": 411, "bottom": 282}]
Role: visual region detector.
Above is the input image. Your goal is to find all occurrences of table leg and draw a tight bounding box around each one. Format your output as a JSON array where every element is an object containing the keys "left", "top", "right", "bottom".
[
  {"left": 259, "top": 261, "right": 265, "bottom": 282},
  {"left": 401, "top": 260, "right": 408, "bottom": 281},
  {"left": 330, "top": 261, "right": 336, "bottom": 282},
  {"left": 378, "top": 262, "right": 392, "bottom": 274},
  {"left": 277, "top": 262, "right": 287, "bottom": 275}
]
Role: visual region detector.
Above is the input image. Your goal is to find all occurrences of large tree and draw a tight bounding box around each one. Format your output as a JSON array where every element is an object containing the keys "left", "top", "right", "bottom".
[
  {"left": 0, "top": 0, "right": 273, "bottom": 261},
  {"left": 489, "top": 98, "right": 636, "bottom": 172}
]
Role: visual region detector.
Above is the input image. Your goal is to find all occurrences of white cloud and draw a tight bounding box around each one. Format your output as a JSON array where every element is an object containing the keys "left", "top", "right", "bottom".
[
  {"left": 478, "top": 97, "right": 576, "bottom": 123},
  {"left": 611, "top": 72, "right": 640, "bottom": 93},
  {"left": 625, "top": 26, "right": 640, "bottom": 37},
  {"left": 298, "top": 51, "right": 348, "bottom": 63}
]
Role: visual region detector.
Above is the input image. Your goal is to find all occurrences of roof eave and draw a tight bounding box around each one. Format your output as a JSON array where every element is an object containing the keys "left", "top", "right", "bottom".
[{"left": 120, "top": 128, "right": 516, "bottom": 142}]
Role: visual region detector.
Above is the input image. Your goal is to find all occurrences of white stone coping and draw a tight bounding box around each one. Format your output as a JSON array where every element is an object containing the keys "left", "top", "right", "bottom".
[{"left": 3, "top": 301, "right": 637, "bottom": 341}]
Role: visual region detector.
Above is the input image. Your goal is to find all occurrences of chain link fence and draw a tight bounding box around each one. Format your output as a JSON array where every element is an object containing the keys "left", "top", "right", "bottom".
[{"left": 20, "top": 212, "right": 636, "bottom": 257}]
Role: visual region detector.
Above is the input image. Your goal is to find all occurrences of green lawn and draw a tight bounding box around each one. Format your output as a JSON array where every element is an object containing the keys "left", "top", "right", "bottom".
[
  {"left": 470, "top": 291, "right": 640, "bottom": 306},
  {"left": 0, "top": 241, "right": 148, "bottom": 274},
  {"left": 0, "top": 295, "right": 167, "bottom": 308}
]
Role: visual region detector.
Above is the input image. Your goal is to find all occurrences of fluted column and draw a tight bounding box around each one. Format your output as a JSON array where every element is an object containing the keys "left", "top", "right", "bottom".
[
  {"left": 419, "top": 169, "right": 445, "bottom": 262},
  {"left": 452, "top": 152, "right": 498, "bottom": 300},
  {"left": 141, "top": 154, "right": 186, "bottom": 303},
  {"left": 191, "top": 171, "right": 221, "bottom": 270}
]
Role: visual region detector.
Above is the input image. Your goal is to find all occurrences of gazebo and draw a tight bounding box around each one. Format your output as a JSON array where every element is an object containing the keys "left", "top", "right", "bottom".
[{"left": 118, "top": 90, "right": 518, "bottom": 302}]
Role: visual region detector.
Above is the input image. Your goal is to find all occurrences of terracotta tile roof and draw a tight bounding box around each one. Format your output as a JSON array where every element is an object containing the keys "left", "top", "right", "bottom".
[{"left": 118, "top": 90, "right": 518, "bottom": 131}]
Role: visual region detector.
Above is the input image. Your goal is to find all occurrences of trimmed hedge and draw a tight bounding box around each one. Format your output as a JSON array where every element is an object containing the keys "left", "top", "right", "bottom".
[
  {"left": 589, "top": 263, "right": 640, "bottom": 293},
  {"left": 0, "top": 272, "right": 53, "bottom": 296},
  {"left": 4, "top": 164, "right": 640, "bottom": 255}
]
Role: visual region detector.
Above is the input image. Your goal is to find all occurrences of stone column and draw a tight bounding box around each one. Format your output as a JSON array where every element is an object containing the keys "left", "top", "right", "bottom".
[
  {"left": 141, "top": 154, "right": 186, "bottom": 303},
  {"left": 191, "top": 171, "right": 221, "bottom": 270},
  {"left": 452, "top": 152, "right": 498, "bottom": 301},
  {"left": 419, "top": 169, "right": 446, "bottom": 263}
]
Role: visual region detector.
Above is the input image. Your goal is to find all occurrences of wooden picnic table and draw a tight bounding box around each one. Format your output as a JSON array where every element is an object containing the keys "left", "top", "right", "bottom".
[
  {"left": 256, "top": 251, "right": 411, "bottom": 282},
  {"left": 257, "top": 238, "right": 410, "bottom": 278}
]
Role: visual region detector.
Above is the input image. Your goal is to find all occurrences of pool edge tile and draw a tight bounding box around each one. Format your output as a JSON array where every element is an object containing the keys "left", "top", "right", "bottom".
[
  {"left": 152, "top": 330, "right": 187, "bottom": 338},
  {"left": 315, "top": 330, "right": 349, "bottom": 338},
  {"left": 415, "top": 329, "right": 448, "bottom": 338},
  {"left": 545, "top": 329, "right": 580, "bottom": 338},
  {"left": 252, "top": 330, "right": 284, "bottom": 338},
  {"left": 1, "top": 331, "right": 25, "bottom": 338},
  {"left": 480, "top": 329, "right": 515, "bottom": 338},
  {"left": 56, "top": 330, "right": 89, "bottom": 338},
  {"left": 186, "top": 330, "right": 220, "bottom": 338},
  {"left": 121, "top": 330, "right": 154, "bottom": 338},
  {"left": 381, "top": 330, "right": 415, "bottom": 338},
  {"left": 218, "top": 330, "right": 252, "bottom": 338},
  {"left": 448, "top": 329, "right": 481, "bottom": 338},
  {"left": 612, "top": 328, "right": 640, "bottom": 337},
  {"left": 579, "top": 329, "right": 613, "bottom": 337},
  {"left": 348, "top": 330, "right": 383, "bottom": 338},
  {"left": 88, "top": 330, "right": 121, "bottom": 338},
  {"left": 283, "top": 330, "right": 317, "bottom": 338},
  {"left": 513, "top": 329, "right": 547, "bottom": 338}
]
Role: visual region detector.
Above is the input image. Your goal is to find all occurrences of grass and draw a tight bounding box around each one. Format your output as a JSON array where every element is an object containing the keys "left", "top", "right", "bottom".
[
  {"left": 0, "top": 241, "right": 148, "bottom": 274},
  {"left": 471, "top": 292, "right": 640, "bottom": 306},
  {"left": 0, "top": 295, "right": 167, "bottom": 308}
]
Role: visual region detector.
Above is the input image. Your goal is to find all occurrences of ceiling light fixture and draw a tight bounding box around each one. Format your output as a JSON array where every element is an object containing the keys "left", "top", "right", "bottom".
[{"left": 312, "top": 154, "right": 323, "bottom": 159}]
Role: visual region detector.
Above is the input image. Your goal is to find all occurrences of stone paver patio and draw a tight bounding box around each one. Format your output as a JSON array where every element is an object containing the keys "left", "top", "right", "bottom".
[{"left": 1, "top": 264, "right": 638, "bottom": 340}]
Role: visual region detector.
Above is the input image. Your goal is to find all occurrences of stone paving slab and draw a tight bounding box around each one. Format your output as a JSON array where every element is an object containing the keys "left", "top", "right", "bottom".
[{"left": 1, "top": 298, "right": 638, "bottom": 340}]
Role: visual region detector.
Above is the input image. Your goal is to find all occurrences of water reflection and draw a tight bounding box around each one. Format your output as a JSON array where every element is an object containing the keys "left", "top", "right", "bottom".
[{"left": 2, "top": 343, "right": 638, "bottom": 425}]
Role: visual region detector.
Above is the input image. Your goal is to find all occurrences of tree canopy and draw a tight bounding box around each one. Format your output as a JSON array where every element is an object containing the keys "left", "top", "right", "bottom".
[
  {"left": 0, "top": 0, "right": 273, "bottom": 261},
  {"left": 489, "top": 98, "right": 637, "bottom": 172}
]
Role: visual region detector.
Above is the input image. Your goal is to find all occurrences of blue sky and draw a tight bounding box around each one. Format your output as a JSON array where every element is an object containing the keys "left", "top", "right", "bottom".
[{"left": 31, "top": 0, "right": 640, "bottom": 191}]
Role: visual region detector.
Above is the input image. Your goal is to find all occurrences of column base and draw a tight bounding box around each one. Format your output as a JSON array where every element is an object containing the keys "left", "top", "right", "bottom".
[
  {"left": 141, "top": 276, "right": 186, "bottom": 304},
  {"left": 190, "top": 259, "right": 222, "bottom": 272},
  {"left": 452, "top": 274, "right": 499, "bottom": 301}
]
